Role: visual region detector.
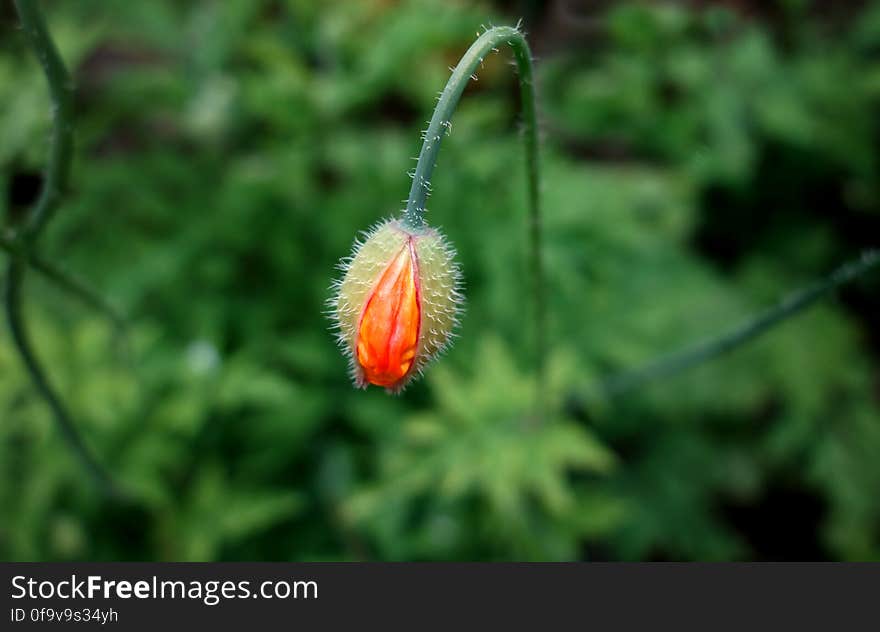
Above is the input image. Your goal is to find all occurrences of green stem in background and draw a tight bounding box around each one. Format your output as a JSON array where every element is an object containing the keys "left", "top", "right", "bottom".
[
  {"left": 5, "top": 0, "right": 123, "bottom": 497},
  {"left": 13, "top": 0, "right": 74, "bottom": 244},
  {"left": 4, "top": 262, "right": 121, "bottom": 497},
  {"left": 0, "top": 234, "right": 125, "bottom": 330},
  {"left": 598, "top": 249, "right": 880, "bottom": 398},
  {"left": 402, "top": 25, "right": 546, "bottom": 411}
]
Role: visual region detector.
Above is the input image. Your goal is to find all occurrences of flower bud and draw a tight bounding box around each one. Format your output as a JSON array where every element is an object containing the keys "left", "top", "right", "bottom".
[{"left": 331, "top": 219, "right": 463, "bottom": 392}]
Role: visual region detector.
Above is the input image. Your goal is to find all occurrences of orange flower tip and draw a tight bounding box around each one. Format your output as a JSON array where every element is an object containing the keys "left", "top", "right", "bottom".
[{"left": 356, "top": 241, "right": 420, "bottom": 388}]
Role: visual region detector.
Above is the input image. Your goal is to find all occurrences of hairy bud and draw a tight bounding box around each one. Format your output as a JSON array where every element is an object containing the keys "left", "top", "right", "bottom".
[{"left": 331, "top": 219, "right": 463, "bottom": 392}]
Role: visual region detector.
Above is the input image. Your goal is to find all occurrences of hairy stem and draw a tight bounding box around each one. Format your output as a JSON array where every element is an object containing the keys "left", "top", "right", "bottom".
[
  {"left": 402, "top": 25, "right": 546, "bottom": 410},
  {"left": 599, "top": 249, "right": 880, "bottom": 397}
]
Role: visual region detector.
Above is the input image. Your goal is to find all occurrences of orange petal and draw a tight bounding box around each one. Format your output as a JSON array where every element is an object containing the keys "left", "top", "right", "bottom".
[{"left": 356, "top": 239, "right": 420, "bottom": 388}]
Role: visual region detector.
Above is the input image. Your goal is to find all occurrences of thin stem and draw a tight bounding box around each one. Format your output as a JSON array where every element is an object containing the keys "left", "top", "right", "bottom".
[
  {"left": 13, "top": 0, "right": 74, "bottom": 243},
  {"left": 402, "top": 25, "right": 546, "bottom": 410},
  {"left": 6, "top": 0, "right": 124, "bottom": 498},
  {"left": 599, "top": 249, "right": 880, "bottom": 398},
  {"left": 4, "top": 261, "right": 122, "bottom": 497},
  {"left": 0, "top": 234, "right": 125, "bottom": 330}
]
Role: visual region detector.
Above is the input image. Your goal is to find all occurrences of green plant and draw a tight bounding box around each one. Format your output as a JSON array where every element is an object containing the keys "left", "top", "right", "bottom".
[{"left": 2, "top": 0, "right": 879, "bottom": 562}]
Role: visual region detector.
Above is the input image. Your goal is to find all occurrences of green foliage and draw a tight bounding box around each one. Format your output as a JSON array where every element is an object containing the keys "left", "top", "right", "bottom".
[
  {"left": 1, "top": 0, "right": 879, "bottom": 561},
  {"left": 344, "top": 338, "right": 615, "bottom": 560}
]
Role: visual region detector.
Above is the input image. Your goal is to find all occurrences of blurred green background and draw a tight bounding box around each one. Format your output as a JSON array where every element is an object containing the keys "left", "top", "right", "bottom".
[{"left": 2, "top": 0, "right": 879, "bottom": 561}]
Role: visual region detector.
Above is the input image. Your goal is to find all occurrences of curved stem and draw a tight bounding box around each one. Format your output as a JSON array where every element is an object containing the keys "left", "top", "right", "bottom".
[
  {"left": 5, "top": 260, "right": 122, "bottom": 497},
  {"left": 599, "top": 249, "right": 880, "bottom": 398},
  {"left": 402, "top": 25, "right": 546, "bottom": 410},
  {"left": 6, "top": 1, "right": 124, "bottom": 498},
  {"left": 0, "top": 234, "right": 125, "bottom": 330},
  {"left": 13, "top": 0, "right": 74, "bottom": 243}
]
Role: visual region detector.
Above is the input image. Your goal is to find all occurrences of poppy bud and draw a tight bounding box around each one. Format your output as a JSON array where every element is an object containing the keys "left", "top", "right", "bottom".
[{"left": 331, "top": 219, "right": 463, "bottom": 392}]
